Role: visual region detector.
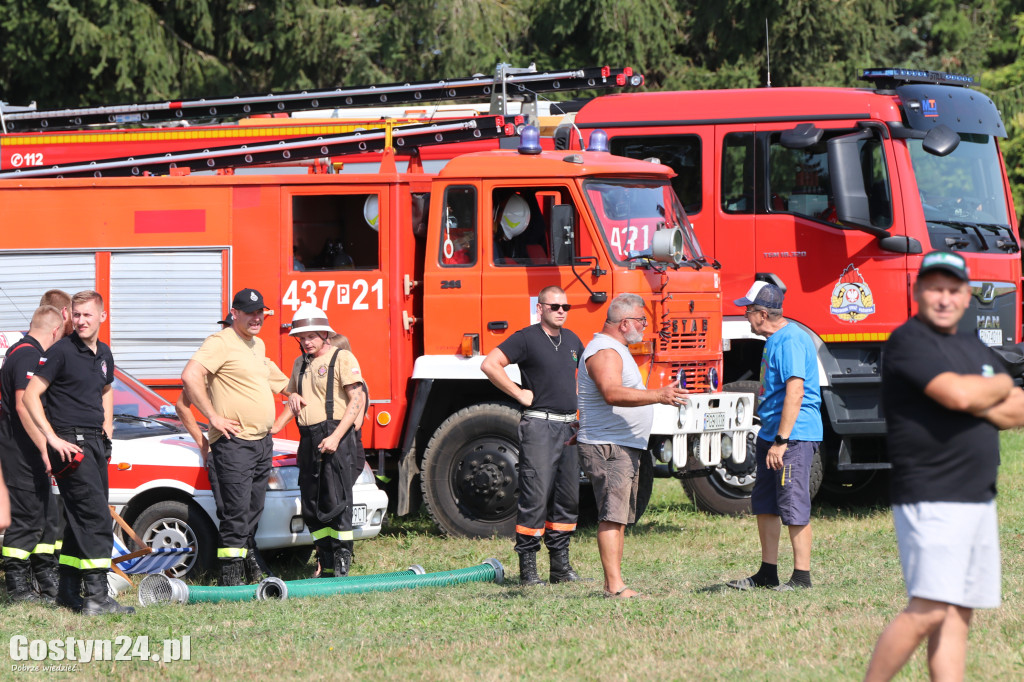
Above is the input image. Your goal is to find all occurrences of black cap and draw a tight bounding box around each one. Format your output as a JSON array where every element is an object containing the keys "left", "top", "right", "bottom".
[
  {"left": 218, "top": 311, "right": 234, "bottom": 326},
  {"left": 231, "top": 288, "right": 266, "bottom": 313},
  {"left": 918, "top": 251, "right": 970, "bottom": 281}
]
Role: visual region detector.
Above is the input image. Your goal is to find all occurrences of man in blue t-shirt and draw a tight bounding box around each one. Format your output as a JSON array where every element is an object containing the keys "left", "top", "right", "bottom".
[{"left": 726, "top": 282, "right": 822, "bottom": 592}]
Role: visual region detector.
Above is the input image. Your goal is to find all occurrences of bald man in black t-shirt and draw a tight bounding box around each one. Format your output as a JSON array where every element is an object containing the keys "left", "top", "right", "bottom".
[{"left": 482, "top": 285, "right": 584, "bottom": 587}]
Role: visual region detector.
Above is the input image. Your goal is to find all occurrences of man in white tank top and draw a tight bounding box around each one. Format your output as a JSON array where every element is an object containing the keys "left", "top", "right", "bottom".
[{"left": 578, "top": 293, "right": 688, "bottom": 598}]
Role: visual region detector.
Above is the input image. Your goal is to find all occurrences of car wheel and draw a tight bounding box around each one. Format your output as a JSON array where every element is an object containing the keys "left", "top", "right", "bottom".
[{"left": 130, "top": 500, "right": 217, "bottom": 579}]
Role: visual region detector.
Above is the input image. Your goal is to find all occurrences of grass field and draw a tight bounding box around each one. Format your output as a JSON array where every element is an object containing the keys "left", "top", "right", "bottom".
[{"left": 4, "top": 432, "right": 1024, "bottom": 681}]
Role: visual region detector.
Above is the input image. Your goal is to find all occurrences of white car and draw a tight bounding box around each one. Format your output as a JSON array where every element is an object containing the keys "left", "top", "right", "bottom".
[{"left": 0, "top": 335, "right": 388, "bottom": 579}]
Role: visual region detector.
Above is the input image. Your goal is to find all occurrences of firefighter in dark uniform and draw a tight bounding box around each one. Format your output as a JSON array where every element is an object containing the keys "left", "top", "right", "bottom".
[
  {"left": 181, "top": 288, "right": 292, "bottom": 586},
  {"left": 481, "top": 285, "right": 585, "bottom": 585},
  {"left": 273, "top": 303, "right": 367, "bottom": 577},
  {"left": 23, "top": 291, "right": 134, "bottom": 615},
  {"left": 0, "top": 305, "right": 65, "bottom": 603}
]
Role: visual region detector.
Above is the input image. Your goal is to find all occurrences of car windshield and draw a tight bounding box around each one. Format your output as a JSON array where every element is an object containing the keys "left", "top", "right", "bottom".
[
  {"left": 910, "top": 133, "right": 1017, "bottom": 252},
  {"left": 112, "top": 368, "right": 185, "bottom": 438},
  {"left": 583, "top": 179, "right": 704, "bottom": 263}
]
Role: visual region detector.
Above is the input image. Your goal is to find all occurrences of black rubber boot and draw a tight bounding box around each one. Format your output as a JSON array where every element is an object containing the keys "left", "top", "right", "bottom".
[
  {"left": 56, "top": 565, "right": 83, "bottom": 612},
  {"left": 218, "top": 559, "right": 246, "bottom": 587},
  {"left": 244, "top": 545, "right": 274, "bottom": 583},
  {"left": 4, "top": 558, "right": 41, "bottom": 603},
  {"left": 81, "top": 571, "right": 135, "bottom": 616},
  {"left": 316, "top": 545, "right": 335, "bottom": 578},
  {"left": 332, "top": 548, "right": 352, "bottom": 577},
  {"left": 518, "top": 551, "right": 546, "bottom": 586},
  {"left": 549, "top": 546, "right": 582, "bottom": 584},
  {"left": 31, "top": 555, "right": 59, "bottom": 605}
]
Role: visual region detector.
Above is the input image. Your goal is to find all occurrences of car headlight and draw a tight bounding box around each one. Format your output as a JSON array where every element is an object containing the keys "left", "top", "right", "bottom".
[
  {"left": 355, "top": 463, "right": 376, "bottom": 485},
  {"left": 268, "top": 465, "right": 300, "bottom": 491},
  {"left": 736, "top": 399, "right": 746, "bottom": 425}
]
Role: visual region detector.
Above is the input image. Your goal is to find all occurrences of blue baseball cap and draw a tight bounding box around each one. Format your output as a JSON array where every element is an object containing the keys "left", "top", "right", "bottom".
[{"left": 734, "top": 281, "right": 784, "bottom": 309}]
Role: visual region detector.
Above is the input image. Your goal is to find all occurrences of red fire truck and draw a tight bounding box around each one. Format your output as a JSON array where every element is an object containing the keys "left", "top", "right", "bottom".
[
  {"left": 0, "top": 66, "right": 752, "bottom": 536},
  {"left": 562, "top": 68, "right": 1021, "bottom": 513}
]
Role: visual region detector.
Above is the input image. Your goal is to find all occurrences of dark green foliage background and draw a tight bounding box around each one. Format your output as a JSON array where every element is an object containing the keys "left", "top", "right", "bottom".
[{"left": 3, "top": 1, "right": 1024, "bottom": 212}]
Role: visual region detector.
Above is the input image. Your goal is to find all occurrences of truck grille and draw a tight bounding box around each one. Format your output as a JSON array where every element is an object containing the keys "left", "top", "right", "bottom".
[
  {"left": 666, "top": 361, "right": 711, "bottom": 392},
  {"left": 657, "top": 316, "right": 709, "bottom": 352}
]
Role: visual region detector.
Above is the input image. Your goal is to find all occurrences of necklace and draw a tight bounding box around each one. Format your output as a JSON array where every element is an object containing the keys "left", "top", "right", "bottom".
[{"left": 545, "top": 330, "right": 562, "bottom": 351}]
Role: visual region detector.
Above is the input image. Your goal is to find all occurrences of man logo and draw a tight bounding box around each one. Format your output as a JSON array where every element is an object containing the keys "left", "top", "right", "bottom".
[{"left": 250, "top": 291, "right": 258, "bottom": 302}]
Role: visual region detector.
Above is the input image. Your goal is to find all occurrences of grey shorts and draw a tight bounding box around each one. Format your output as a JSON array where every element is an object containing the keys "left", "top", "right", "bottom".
[
  {"left": 893, "top": 500, "right": 1001, "bottom": 609},
  {"left": 750, "top": 438, "right": 816, "bottom": 526},
  {"left": 578, "top": 442, "right": 641, "bottom": 525}
]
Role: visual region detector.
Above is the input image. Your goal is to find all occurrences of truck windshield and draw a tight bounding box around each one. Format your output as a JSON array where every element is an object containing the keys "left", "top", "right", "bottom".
[
  {"left": 910, "top": 133, "right": 1018, "bottom": 253},
  {"left": 583, "top": 179, "right": 704, "bottom": 263}
]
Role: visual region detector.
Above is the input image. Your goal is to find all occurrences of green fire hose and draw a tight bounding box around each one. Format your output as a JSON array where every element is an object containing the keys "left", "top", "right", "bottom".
[
  {"left": 138, "top": 560, "right": 503, "bottom": 606},
  {"left": 256, "top": 559, "right": 504, "bottom": 600}
]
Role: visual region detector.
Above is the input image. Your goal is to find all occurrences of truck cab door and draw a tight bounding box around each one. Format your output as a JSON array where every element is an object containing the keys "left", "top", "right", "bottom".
[
  {"left": 749, "top": 125, "right": 910, "bottom": 339},
  {"left": 480, "top": 183, "right": 610, "bottom": 353},
  {"left": 281, "top": 187, "right": 392, "bottom": 412},
  {"left": 422, "top": 184, "right": 483, "bottom": 355}
]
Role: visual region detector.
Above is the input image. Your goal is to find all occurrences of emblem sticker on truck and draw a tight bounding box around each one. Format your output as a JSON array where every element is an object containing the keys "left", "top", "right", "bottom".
[{"left": 829, "top": 264, "right": 876, "bottom": 323}]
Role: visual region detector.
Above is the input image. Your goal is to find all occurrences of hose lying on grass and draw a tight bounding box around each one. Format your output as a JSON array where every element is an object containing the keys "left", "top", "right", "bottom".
[
  {"left": 257, "top": 559, "right": 503, "bottom": 600},
  {"left": 137, "top": 559, "right": 503, "bottom": 606}
]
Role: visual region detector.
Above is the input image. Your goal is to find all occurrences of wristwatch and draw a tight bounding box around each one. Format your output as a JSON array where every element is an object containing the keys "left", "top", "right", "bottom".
[{"left": 773, "top": 435, "right": 790, "bottom": 446}]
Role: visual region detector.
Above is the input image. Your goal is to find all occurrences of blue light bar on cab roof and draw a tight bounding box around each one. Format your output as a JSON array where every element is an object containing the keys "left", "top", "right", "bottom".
[{"left": 860, "top": 68, "right": 975, "bottom": 87}]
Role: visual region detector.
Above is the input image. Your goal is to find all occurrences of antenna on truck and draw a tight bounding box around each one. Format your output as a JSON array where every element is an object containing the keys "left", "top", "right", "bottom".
[{"left": 765, "top": 19, "right": 772, "bottom": 88}]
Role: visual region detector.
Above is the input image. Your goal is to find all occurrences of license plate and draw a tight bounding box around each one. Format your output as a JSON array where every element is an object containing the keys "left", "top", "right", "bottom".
[
  {"left": 703, "top": 411, "right": 726, "bottom": 430},
  {"left": 352, "top": 505, "right": 367, "bottom": 525},
  {"left": 978, "top": 329, "right": 1002, "bottom": 347}
]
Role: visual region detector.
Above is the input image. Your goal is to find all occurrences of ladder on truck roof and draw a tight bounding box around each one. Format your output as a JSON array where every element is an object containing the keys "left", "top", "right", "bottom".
[
  {"left": 1, "top": 65, "right": 642, "bottom": 133},
  {"left": 0, "top": 116, "right": 514, "bottom": 179}
]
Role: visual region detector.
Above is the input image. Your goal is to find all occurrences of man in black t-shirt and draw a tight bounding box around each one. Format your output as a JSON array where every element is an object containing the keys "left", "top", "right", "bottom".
[
  {"left": 482, "top": 285, "right": 585, "bottom": 586},
  {"left": 23, "top": 291, "right": 134, "bottom": 616},
  {"left": 866, "top": 252, "right": 1024, "bottom": 681},
  {"left": 0, "top": 305, "right": 65, "bottom": 603}
]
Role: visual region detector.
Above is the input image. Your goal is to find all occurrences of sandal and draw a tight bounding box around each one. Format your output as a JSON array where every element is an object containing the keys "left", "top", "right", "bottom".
[{"left": 603, "top": 586, "right": 643, "bottom": 599}]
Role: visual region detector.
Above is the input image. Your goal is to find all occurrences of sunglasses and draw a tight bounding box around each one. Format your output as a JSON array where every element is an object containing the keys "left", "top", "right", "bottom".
[{"left": 541, "top": 303, "right": 572, "bottom": 312}]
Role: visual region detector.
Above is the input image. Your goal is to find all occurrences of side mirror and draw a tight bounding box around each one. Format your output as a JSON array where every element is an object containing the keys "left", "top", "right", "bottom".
[
  {"left": 550, "top": 204, "right": 575, "bottom": 265},
  {"left": 828, "top": 130, "right": 891, "bottom": 238},
  {"left": 922, "top": 124, "right": 959, "bottom": 157},
  {"left": 780, "top": 123, "right": 823, "bottom": 150}
]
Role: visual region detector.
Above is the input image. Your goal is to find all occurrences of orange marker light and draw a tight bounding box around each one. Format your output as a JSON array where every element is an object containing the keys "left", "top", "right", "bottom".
[{"left": 377, "top": 411, "right": 391, "bottom": 426}]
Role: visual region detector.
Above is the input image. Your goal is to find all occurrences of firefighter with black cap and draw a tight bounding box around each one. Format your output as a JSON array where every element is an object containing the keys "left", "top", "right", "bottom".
[
  {"left": 0, "top": 305, "right": 65, "bottom": 603},
  {"left": 23, "top": 291, "right": 134, "bottom": 615},
  {"left": 181, "top": 288, "right": 292, "bottom": 586},
  {"left": 272, "top": 303, "right": 366, "bottom": 577}
]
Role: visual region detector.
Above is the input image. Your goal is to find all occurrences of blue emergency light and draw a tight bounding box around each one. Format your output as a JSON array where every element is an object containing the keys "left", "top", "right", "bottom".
[
  {"left": 586, "top": 129, "right": 610, "bottom": 153},
  {"left": 517, "top": 126, "right": 542, "bottom": 155},
  {"left": 860, "top": 68, "right": 974, "bottom": 88}
]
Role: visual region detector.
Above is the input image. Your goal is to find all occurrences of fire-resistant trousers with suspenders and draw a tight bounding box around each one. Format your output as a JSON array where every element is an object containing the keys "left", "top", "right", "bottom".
[{"left": 295, "top": 350, "right": 364, "bottom": 575}]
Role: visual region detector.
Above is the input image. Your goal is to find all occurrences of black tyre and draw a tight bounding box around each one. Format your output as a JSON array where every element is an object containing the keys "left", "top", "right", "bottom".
[
  {"left": 130, "top": 500, "right": 217, "bottom": 579},
  {"left": 420, "top": 403, "right": 521, "bottom": 538},
  {"left": 681, "top": 381, "right": 824, "bottom": 515}
]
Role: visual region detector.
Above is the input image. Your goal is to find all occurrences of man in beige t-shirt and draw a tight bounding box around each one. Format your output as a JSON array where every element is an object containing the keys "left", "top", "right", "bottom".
[
  {"left": 272, "top": 303, "right": 366, "bottom": 578},
  {"left": 181, "top": 288, "right": 291, "bottom": 586}
]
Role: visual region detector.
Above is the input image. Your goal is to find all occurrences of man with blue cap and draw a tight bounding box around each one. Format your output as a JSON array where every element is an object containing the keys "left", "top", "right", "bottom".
[{"left": 726, "top": 281, "right": 821, "bottom": 592}]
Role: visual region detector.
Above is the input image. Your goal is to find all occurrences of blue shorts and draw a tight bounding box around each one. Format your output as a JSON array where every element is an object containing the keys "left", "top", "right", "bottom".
[{"left": 750, "top": 438, "right": 817, "bottom": 526}]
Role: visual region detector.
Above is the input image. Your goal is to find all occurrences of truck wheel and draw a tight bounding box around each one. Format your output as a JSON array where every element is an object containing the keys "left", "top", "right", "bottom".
[
  {"left": 130, "top": 500, "right": 217, "bottom": 579},
  {"left": 682, "top": 381, "right": 760, "bottom": 515},
  {"left": 420, "top": 403, "right": 521, "bottom": 538}
]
